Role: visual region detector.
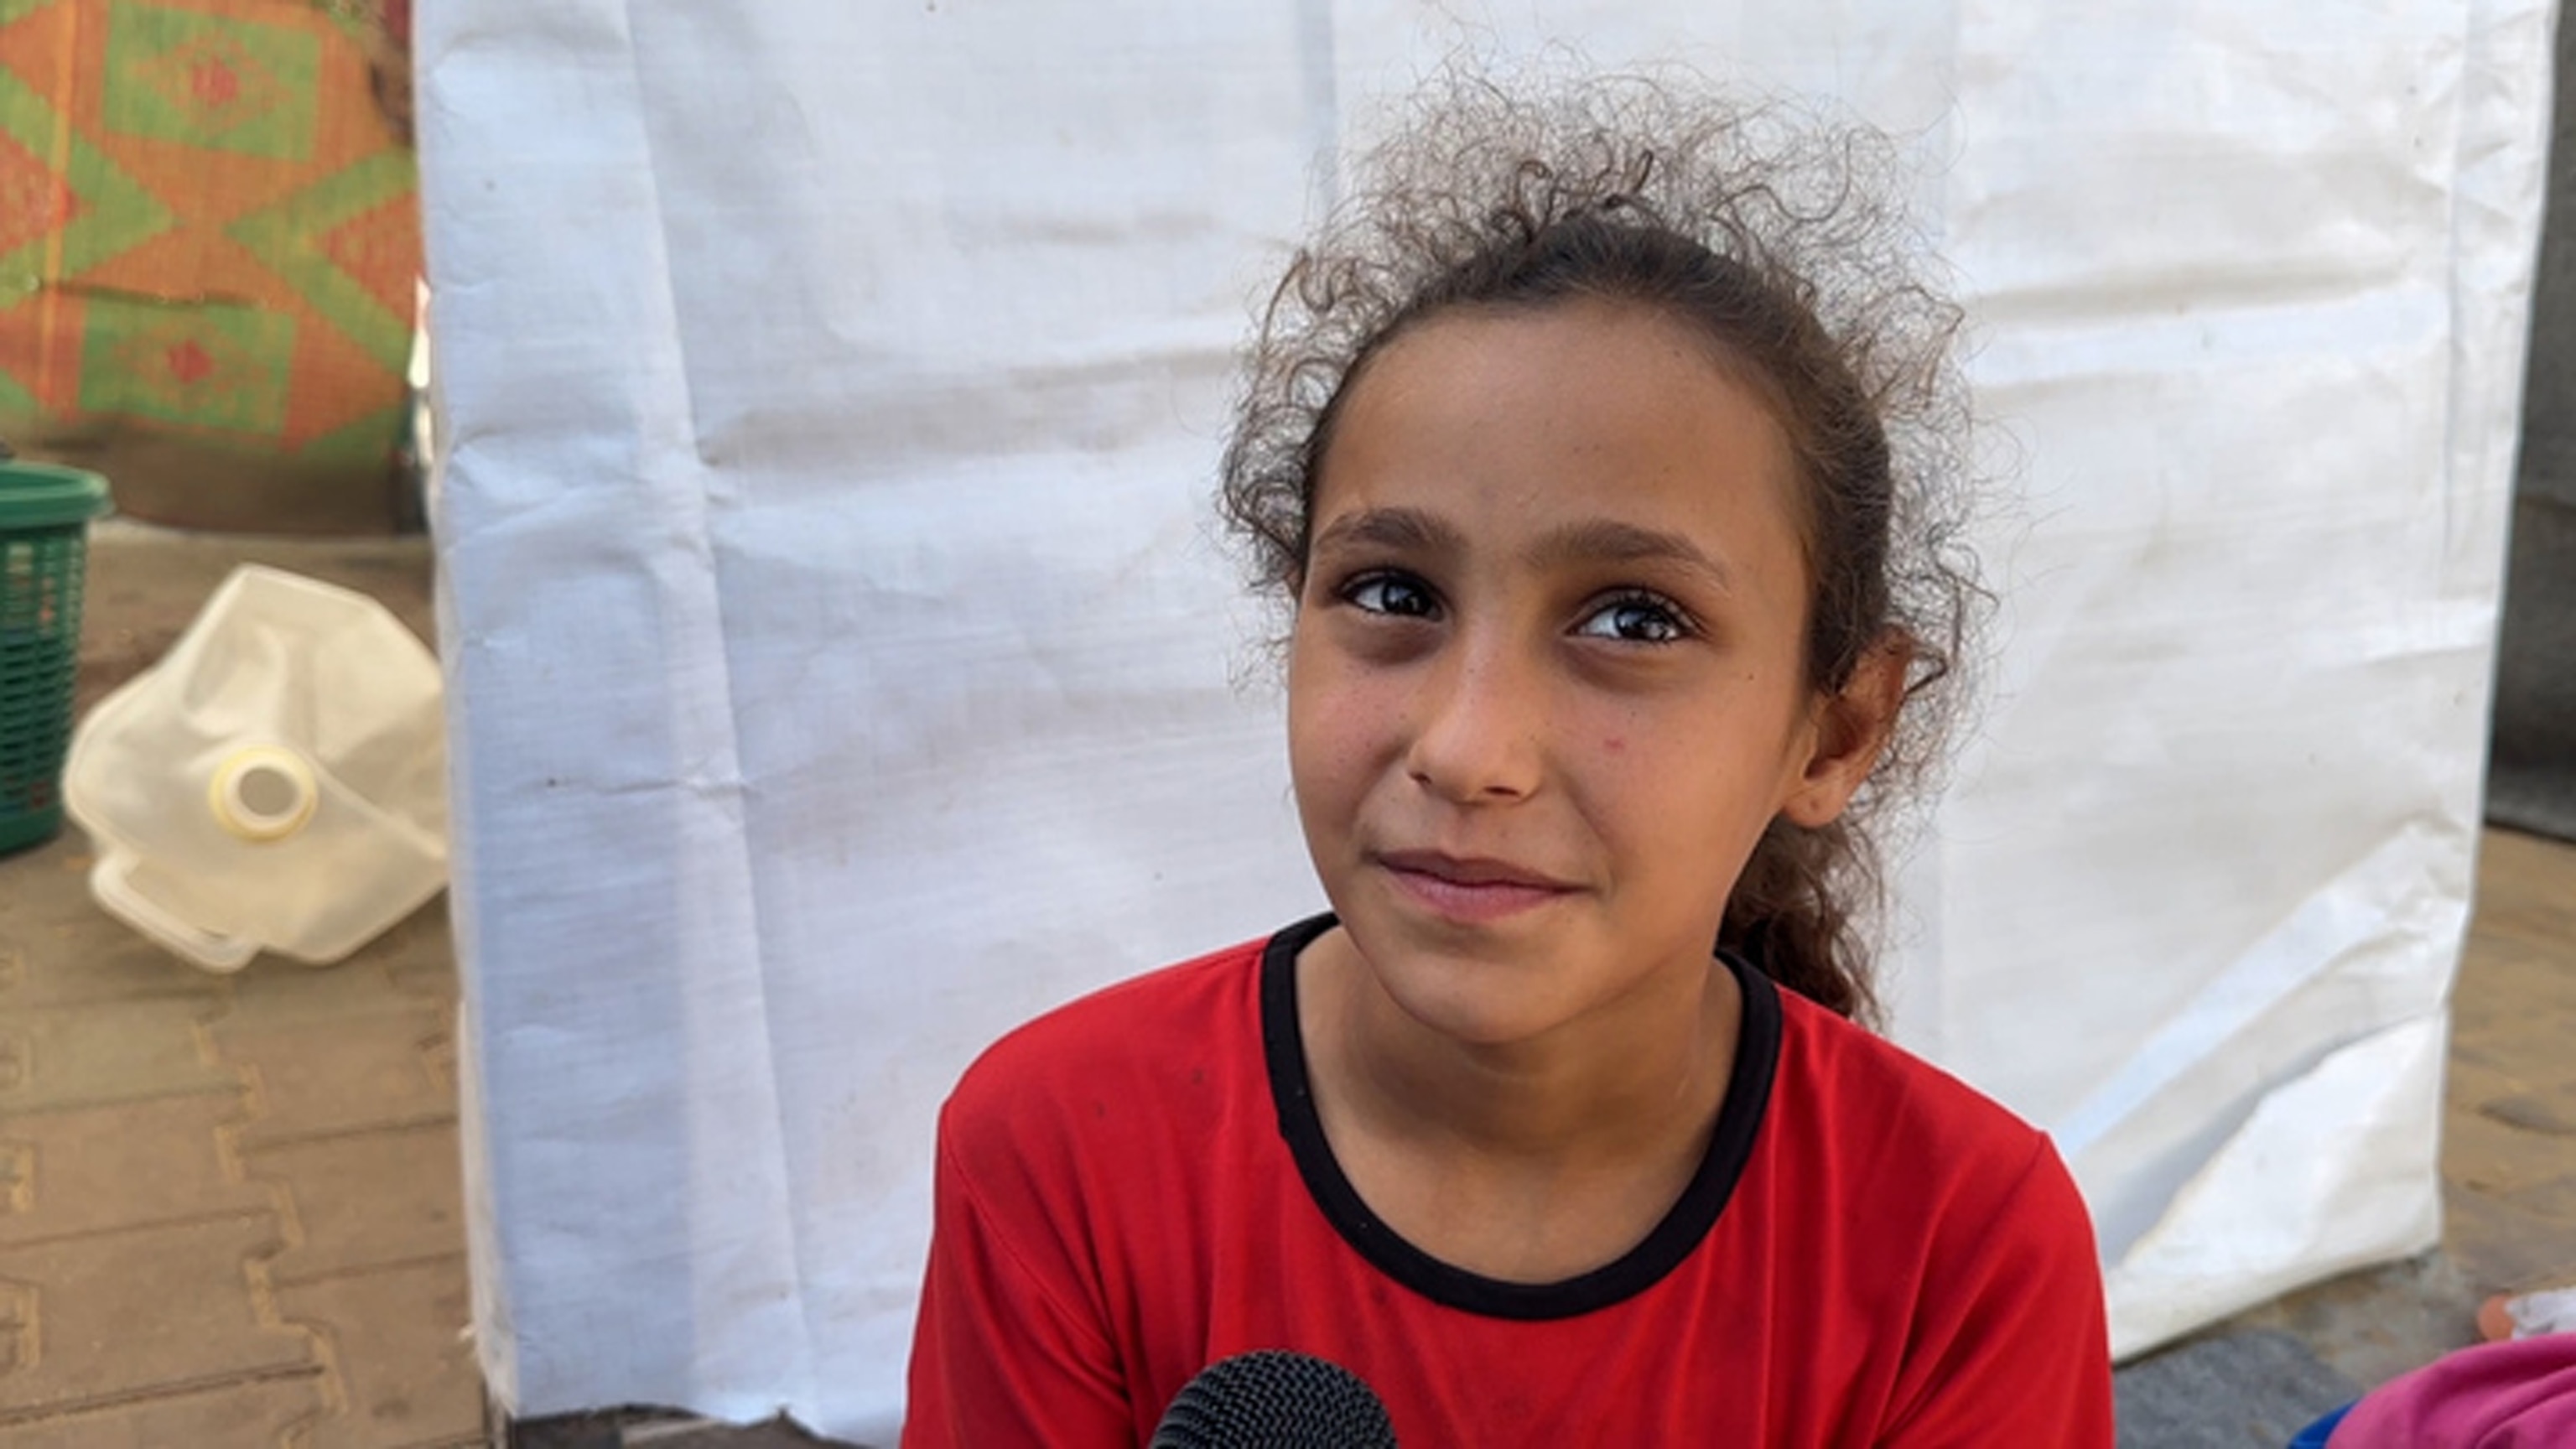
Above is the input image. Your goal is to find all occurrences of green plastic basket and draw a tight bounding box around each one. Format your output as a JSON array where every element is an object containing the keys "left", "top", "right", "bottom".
[{"left": 0, "top": 458, "right": 112, "bottom": 856}]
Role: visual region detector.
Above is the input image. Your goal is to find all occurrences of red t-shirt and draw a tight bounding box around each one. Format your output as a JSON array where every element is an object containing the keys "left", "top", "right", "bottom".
[{"left": 904, "top": 917, "right": 2113, "bottom": 1446}]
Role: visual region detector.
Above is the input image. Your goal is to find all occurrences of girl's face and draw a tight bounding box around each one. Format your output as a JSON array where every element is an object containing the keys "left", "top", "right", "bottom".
[{"left": 1286, "top": 299, "right": 1880, "bottom": 1052}]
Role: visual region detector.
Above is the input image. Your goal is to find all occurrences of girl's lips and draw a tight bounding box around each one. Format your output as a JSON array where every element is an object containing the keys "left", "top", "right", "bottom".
[{"left": 1374, "top": 850, "right": 1576, "bottom": 923}]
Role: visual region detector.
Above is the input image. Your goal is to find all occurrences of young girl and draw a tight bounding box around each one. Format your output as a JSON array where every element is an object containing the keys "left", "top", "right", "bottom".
[{"left": 903, "top": 71, "right": 2114, "bottom": 1446}]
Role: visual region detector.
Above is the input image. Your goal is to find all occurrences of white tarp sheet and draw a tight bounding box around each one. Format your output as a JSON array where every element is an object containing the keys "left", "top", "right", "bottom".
[{"left": 419, "top": 1, "right": 2554, "bottom": 1439}]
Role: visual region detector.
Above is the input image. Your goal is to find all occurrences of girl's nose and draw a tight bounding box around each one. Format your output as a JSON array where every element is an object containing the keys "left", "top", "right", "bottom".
[{"left": 1404, "top": 639, "right": 1544, "bottom": 804}]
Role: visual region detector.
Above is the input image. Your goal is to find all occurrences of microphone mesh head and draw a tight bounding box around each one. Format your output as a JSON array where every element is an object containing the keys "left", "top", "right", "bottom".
[{"left": 1149, "top": 1349, "right": 1400, "bottom": 1448}]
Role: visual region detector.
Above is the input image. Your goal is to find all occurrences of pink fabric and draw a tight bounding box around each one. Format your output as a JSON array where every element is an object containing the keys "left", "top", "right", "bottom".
[{"left": 2328, "top": 1333, "right": 2576, "bottom": 1448}]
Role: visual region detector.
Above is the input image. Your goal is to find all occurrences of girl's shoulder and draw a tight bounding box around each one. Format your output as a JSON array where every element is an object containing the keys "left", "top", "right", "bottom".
[
  {"left": 1752, "top": 989, "right": 2111, "bottom": 1443},
  {"left": 1762, "top": 979, "right": 2066, "bottom": 1196},
  {"left": 934, "top": 927, "right": 1280, "bottom": 1177},
  {"left": 964, "top": 934, "right": 1265, "bottom": 1077}
]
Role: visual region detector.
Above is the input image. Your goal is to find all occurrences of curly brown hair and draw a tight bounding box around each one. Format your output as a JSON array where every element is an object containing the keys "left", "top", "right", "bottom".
[{"left": 1220, "top": 70, "right": 1987, "bottom": 1025}]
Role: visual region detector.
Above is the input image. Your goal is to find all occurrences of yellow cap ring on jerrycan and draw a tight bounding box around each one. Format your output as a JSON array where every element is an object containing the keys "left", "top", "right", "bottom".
[{"left": 209, "top": 746, "right": 319, "bottom": 842}]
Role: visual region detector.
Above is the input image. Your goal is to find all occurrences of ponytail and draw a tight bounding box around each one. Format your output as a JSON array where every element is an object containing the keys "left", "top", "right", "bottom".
[{"left": 1720, "top": 817, "right": 1879, "bottom": 1024}]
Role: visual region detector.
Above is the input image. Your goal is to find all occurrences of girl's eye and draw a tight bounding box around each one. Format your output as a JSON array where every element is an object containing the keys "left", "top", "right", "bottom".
[
  {"left": 1575, "top": 592, "right": 1693, "bottom": 644},
  {"left": 1342, "top": 573, "right": 1441, "bottom": 620}
]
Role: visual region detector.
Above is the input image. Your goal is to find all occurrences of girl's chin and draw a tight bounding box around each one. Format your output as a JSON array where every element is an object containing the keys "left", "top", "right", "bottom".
[{"left": 1348, "top": 941, "right": 1581, "bottom": 1049}]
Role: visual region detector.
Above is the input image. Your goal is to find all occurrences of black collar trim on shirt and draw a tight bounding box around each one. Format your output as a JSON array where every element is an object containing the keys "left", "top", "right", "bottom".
[{"left": 1257, "top": 911, "right": 1784, "bottom": 1322}]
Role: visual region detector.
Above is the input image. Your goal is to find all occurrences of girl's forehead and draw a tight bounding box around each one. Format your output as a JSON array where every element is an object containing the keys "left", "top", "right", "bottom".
[
  {"left": 1366, "top": 299, "right": 1732, "bottom": 393},
  {"left": 1312, "top": 300, "right": 1806, "bottom": 551}
]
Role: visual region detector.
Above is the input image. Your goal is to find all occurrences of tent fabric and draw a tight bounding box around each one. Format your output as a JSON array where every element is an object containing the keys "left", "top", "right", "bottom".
[{"left": 418, "top": 3, "right": 2555, "bottom": 1441}]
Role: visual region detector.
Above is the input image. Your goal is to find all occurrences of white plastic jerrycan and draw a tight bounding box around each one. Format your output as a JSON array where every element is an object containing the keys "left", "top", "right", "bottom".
[{"left": 64, "top": 564, "right": 448, "bottom": 972}]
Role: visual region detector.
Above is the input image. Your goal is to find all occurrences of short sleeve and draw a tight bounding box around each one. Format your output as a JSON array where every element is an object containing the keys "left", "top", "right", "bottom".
[
  {"left": 900, "top": 1107, "right": 1136, "bottom": 1449},
  {"left": 1877, "top": 1137, "right": 2116, "bottom": 1448}
]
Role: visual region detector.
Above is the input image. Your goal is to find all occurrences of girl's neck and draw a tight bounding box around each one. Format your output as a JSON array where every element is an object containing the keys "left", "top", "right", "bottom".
[
  {"left": 1299, "top": 925, "right": 1742, "bottom": 1166},
  {"left": 1296, "top": 925, "right": 1742, "bottom": 1283}
]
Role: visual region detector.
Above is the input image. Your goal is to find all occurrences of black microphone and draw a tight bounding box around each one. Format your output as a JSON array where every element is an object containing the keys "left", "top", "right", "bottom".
[{"left": 1150, "top": 1349, "right": 1400, "bottom": 1448}]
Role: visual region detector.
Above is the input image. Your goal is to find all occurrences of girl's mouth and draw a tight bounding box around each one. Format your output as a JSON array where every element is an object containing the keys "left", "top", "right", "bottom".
[{"left": 1374, "top": 850, "right": 1576, "bottom": 922}]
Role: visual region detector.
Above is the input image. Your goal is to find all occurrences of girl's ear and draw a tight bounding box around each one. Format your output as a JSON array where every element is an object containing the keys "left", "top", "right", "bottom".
[{"left": 1780, "top": 634, "right": 1911, "bottom": 828}]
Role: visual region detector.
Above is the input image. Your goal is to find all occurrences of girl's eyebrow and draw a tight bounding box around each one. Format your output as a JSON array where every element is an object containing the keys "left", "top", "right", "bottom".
[
  {"left": 1527, "top": 519, "right": 1735, "bottom": 595},
  {"left": 1311, "top": 507, "right": 1736, "bottom": 594},
  {"left": 1311, "top": 506, "right": 1462, "bottom": 557}
]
